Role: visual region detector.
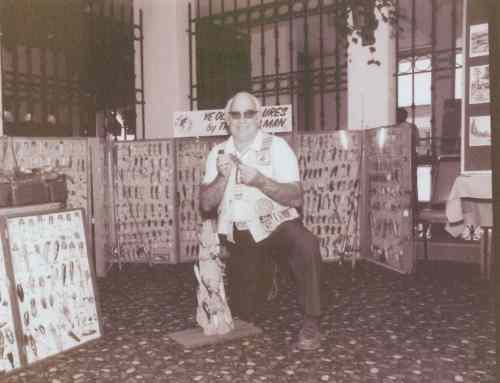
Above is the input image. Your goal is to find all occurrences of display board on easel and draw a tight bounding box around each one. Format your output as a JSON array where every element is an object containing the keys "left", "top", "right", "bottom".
[
  {"left": 462, "top": 0, "right": 491, "bottom": 173},
  {"left": 0, "top": 236, "right": 22, "bottom": 374},
  {"left": 0, "top": 208, "right": 102, "bottom": 372}
]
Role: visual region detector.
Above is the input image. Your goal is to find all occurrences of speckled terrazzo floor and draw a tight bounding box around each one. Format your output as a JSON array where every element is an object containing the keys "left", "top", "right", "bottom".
[{"left": 4, "top": 260, "right": 496, "bottom": 383}]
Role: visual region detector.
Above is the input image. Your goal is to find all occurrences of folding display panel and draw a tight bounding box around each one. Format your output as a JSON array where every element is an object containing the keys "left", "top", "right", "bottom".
[
  {"left": 295, "top": 132, "right": 363, "bottom": 262},
  {"left": 175, "top": 137, "right": 225, "bottom": 263},
  {"left": 4, "top": 138, "right": 91, "bottom": 212},
  {"left": 361, "top": 127, "right": 416, "bottom": 274},
  {"left": 0, "top": 208, "right": 102, "bottom": 368},
  {"left": 0, "top": 128, "right": 416, "bottom": 276},
  {"left": 110, "top": 140, "right": 177, "bottom": 265}
]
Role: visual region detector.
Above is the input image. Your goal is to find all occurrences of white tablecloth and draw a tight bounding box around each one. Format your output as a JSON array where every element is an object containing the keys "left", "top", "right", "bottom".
[{"left": 445, "top": 174, "right": 493, "bottom": 237}]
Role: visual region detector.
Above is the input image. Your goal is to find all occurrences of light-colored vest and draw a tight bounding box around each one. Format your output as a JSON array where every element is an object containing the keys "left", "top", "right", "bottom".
[{"left": 217, "top": 133, "right": 299, "bottom": 243}]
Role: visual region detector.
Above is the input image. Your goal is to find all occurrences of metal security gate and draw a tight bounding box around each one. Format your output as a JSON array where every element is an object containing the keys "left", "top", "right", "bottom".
[
  {"left": 188, "top": 0, "right": 348, "bottom": 132},
  {"left": 395, "top": 0, "right": 463, "bottom": 158},
  {"left": 0, "top": 0, "right": 144, "bottom": 139}
]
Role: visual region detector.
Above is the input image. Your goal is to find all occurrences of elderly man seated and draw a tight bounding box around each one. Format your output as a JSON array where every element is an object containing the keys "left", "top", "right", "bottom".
[{"left": 200, "top": 92, "right": 322, "bottom": 350}]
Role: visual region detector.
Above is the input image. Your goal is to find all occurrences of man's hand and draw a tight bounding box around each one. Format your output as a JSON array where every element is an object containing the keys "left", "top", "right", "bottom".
[
  {"left": 238, "top": 163, "right": 262, "bottom": 186},
  {"left": 216, "top": 154, "right": 235, "bottom": 178}
]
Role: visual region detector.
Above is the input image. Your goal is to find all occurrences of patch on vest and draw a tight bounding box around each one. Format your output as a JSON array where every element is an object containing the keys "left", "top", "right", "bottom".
[
  {"left": 260, "top": 215, "right": 275, "bottom": 232},
  {"left": 255, "top": 198, "right": 274, "bottom": 216}
]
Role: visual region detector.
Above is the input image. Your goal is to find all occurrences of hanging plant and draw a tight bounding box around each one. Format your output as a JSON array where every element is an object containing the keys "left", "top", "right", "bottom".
[{"left": 333, "top": 0, "right": 400, "bottom": 65}]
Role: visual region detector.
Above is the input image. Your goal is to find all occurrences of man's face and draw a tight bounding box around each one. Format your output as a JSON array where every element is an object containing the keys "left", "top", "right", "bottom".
[{"left": 227, "top": 94, "right": 260, "bottom": 144}]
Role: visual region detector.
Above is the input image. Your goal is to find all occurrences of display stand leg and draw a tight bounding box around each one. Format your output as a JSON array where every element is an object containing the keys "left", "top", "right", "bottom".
[
  {"left": 480, "top": 227, "right": 493, "bottom": 280},
  {"left": 479, "top": 228, "right": 486, "bottom": 278},
  {"left": 486, "top": 227, "right": 493, "bottom": 280},
  {"left": 105, "top": 246, "right": 123, "bottom": 272}
]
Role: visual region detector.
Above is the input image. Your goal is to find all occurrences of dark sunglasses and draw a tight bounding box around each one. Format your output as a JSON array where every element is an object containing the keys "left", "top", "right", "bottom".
[{"left": 229, "top": 110, "right": 258, "bottom": 120}]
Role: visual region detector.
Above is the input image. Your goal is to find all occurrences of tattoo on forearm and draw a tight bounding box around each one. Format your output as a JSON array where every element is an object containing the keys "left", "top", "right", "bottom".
[
  {"left": 252, "top": 174, "right": 303, "bottom": 208},
  {"left": 199, "top": 174, "right": 229, "bottom": 212}
]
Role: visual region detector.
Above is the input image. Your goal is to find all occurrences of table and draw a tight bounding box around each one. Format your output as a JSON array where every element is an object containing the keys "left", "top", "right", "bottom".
[{"left": 445, "top": 174, "right": 493, "bottom": 278}]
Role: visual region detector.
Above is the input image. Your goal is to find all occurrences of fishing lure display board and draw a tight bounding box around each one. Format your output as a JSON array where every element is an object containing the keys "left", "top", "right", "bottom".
[
  {"left": 361, "top": 127, "right": 415, "bottom": 274},
  {"left": 0, "top": 233, "right": 22, "bottom": 374},
  {"left": 294, "top": 132, "right": 363, "bottom": 262},
  {"left": 0, "top": 208, "right": 102, "bottom": 369},
  {"left": 110, "top": 140, "right": 177, "bottom": 265},
  {"left": 1, "top": 138, "right": 91, "bottom": 213},
  {"left": 175, "top": 137, "right": 225, "bottom": 263}
]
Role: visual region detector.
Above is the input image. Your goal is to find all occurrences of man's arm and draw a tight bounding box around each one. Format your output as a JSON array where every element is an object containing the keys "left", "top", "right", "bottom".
[
  {"left": 238, "top": 163, "right": 302, "bottom": 208},
  {"left": 238, "top": 137, "right": 303, "bottom": 208},
  {"left": 252, "top": 174, "right": 303, "bottom": 208},
  {"left": 199, "top": 174, "right": 230, "bottom": 212}
]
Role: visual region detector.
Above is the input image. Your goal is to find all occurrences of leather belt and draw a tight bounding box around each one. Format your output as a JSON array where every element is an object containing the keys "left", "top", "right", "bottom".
[{"left": 234, "top": 221, "right": 249, "bottom": 231}]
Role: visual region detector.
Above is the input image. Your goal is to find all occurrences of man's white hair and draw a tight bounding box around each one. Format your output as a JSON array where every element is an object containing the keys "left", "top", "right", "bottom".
[{"left": 224, "top": 92, "right": 262, "bottom": 124}]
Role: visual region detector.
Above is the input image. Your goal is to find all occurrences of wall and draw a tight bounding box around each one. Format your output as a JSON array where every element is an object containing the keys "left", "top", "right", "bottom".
[
  {"left": 134, "top": 0, "right": 191, "bottom": 139},
  {"left": 348, "top": 14, "right": 396, "bottom": 130}
]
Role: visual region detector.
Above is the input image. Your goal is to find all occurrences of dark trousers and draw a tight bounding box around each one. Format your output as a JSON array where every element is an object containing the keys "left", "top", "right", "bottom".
[{"left": 222, "top": 219, "right": 321, "bottom": 320}]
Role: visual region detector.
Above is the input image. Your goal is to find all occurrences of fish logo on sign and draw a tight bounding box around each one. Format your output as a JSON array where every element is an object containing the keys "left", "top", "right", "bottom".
[{"left": 175, "top": 114, "right": 193, "bottom": 132}]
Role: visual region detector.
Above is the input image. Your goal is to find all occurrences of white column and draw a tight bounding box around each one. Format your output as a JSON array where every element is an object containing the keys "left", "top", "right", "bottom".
[
  {"left": 134, "top": 0, "right": 191, "bottom": 139},
  {"left": 347, "top": 15, "right": 396, "bottom": 130}
]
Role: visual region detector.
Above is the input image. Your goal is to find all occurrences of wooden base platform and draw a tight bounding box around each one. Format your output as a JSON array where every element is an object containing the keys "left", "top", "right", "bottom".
[{"left": 169, "top": 319, "right": 262, "bottom": 348}]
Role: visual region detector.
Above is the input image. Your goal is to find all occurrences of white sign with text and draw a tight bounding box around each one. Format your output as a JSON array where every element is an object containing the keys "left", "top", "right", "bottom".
[{"left": 173, "top": 105, "right": 292, "bottom": 138}]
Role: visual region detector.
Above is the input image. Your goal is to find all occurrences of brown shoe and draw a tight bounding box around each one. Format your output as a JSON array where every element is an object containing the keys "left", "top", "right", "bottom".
[{"left": 296, "top": 317, "right": 321, "bottom": 350}]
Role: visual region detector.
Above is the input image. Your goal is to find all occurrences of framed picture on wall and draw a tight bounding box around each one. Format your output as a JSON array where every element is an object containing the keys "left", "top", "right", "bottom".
[
  {"left": 469, "top": 65, "right": 490, "bottom": 104},
  {"left": 469, "top": 115, "right": 491, "bottom": 147},
  {"left": 469, "top": 23, "right": 489, "bottom": 57}
]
